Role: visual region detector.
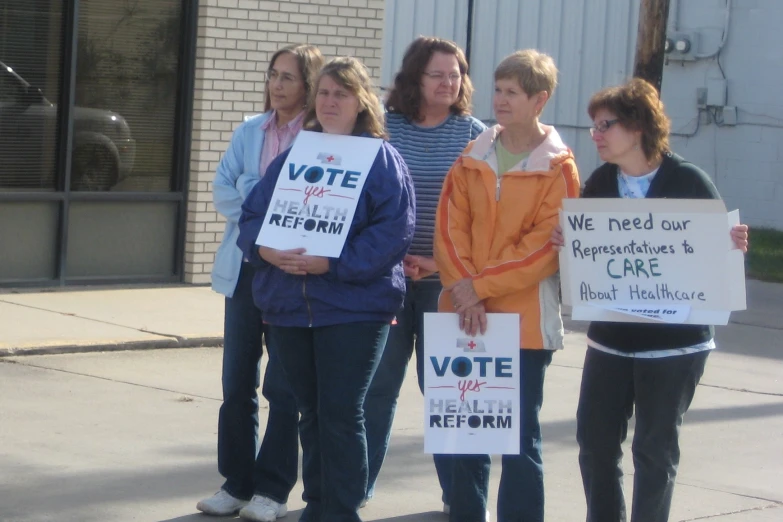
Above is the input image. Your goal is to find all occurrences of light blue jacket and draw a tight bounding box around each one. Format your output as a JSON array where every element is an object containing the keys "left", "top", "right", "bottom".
[{"left": 211, "top": 112, "right": 272, "bottom": 297}]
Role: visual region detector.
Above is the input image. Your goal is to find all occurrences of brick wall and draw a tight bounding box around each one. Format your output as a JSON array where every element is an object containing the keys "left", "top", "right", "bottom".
[{"left": 184, "top": 0, "right": 385, "bottom": 284}]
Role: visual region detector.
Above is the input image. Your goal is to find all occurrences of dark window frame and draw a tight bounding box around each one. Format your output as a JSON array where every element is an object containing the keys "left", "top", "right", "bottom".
[{"left": 0, "top": 0, "right": 199, "bottom": 288}]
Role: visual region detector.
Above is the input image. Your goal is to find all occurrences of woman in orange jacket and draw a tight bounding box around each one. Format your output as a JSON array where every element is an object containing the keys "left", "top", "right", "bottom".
[{"left": 433, "top": 49, "right": 580, "bottom": 522}]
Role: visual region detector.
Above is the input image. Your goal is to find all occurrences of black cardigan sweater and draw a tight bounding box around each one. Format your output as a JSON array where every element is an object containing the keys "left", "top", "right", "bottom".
[{"left": 582, "top": 152, "right": 721, "bottom": 353}]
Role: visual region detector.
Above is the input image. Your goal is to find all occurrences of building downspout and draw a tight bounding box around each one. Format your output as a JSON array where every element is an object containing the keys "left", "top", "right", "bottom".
[{"left": 465, "top": 0, "right": 475, "bottom": 66}]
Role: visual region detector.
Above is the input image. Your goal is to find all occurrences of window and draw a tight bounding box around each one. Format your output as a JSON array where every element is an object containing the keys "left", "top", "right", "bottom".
[
  {"left": 0, "top": 0, "right": 62, "bottom": 190},
  {"left": 72, "top": 0, "right": 182, "bottom": 192}
]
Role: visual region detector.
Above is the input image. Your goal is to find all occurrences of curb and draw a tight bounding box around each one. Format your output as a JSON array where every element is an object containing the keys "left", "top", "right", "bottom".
[{"left": 0, "top": 336, "right": 224, "bottom": 358}]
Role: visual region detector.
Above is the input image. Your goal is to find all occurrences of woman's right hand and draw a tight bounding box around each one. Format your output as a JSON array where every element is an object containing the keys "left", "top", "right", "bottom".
[
  {"left": 258, "top": 247, "right": 307, "bottom": 275},
  {"left": 550, "top": 225, "right": 565, "bottom": 251},
  {"left": 458, "top": 302, "right": 487, "bottom": 337}
]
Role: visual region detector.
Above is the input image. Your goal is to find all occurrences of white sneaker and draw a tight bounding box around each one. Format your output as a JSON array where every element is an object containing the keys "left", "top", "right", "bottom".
[
  {"left": 196, "top": 490, "right": 248, "bottom": 516},
  {"left": 239, "top": 494, "right": 288, "bottom": 521},
  {"left": 443, "top": 503, "right": 490, "bottom": 521}
]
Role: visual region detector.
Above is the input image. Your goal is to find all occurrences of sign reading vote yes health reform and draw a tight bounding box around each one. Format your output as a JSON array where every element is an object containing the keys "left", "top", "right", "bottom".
[
  {"left": 559, "top": 198, "right": 746, "bottom": 326},
  {"left": 423, "top": 313, "right": 520, "bottom": 455},
  {"left": 256, "top": 131, "right": 382, "bottom": 258}
]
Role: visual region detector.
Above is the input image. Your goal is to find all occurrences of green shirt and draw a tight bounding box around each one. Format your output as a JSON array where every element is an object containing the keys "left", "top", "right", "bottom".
[{"left": 495, "top": 140, "right": 530, "bottom": 176}]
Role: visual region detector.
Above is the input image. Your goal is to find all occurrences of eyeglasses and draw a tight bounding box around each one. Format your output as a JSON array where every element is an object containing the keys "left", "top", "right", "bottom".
[
  {"left": 422, "top": 71, "right": 462, "bottom": 84},
  {"left": 268, "top": 70, "right": 300, "bottom": 85},
  {"left": 589, "top": 119, "right": 619, "bottom": 137}
]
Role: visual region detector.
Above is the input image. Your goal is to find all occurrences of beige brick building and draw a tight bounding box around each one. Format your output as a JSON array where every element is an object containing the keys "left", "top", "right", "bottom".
[{"left": 184, "top": 0, "right": 386, "bottom": 284}]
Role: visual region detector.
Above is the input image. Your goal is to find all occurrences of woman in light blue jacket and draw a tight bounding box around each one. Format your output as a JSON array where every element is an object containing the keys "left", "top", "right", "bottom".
[{"left": 197, "top": 44, "right": 324, "bottom": 522}]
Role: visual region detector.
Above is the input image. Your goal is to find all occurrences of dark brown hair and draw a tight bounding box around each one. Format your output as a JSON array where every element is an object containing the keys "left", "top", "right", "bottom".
[
  {"left": 587, "top": 78, "right": 671, "bottom": 164},
  {"left": 385, "top": 36, "right": 474, "bottom": 122},
  {"left": 263, "top": 44, "right": 324, "bottom": 113},
  {"left": 304, "top": 57, "right": 388, "bottom": 139}
]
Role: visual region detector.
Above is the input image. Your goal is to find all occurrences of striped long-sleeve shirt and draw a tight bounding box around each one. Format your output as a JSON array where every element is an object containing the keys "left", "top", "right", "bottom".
[{"left": 386, "top": 112, "right": 486, "bottom": 257}]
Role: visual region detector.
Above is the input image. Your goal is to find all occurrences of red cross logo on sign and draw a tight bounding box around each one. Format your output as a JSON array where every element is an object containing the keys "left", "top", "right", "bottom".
[
  {"left": 456, "top": 338, "right": 486, "bottom": 352},
  {"left": 317, "top": 152, "right": 342, "bottom": 166}
]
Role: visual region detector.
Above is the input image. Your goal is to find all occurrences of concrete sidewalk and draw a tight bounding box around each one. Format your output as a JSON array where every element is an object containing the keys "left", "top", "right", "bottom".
[
  {"left": 1, "top": 279, "right": 781, "bottom": 357},
  {"left": 0, "top": 286, "right": 224, "bottom": 356}
]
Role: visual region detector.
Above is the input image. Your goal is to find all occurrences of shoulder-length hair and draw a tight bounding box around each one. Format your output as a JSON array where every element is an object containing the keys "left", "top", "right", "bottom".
[
  {"left": 385, "top": 36, "right": 474, "bottom": 122},
  {"left": 263, "top": 44, "right": 324, "bottom": 113},
  {"left": 304, "top": 57, "right": 388, "bottom": 140},
  {"left": 587, "top": 78, "right": 671, "bottom": 165}
]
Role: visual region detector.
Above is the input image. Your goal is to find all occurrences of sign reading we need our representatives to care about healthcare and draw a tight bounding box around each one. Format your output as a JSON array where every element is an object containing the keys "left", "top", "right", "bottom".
[
  {"left": 558, "top": 198, "right": 746, "bottom": 326},
  {"left": 423, "top": 313, "right": 520, "bottom": 455},
  {"left": 256, "top": 131, "right": 382, "bottom": 258}
]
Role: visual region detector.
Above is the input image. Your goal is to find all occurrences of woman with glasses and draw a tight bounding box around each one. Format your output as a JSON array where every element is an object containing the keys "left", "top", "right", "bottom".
[
  {"left": 552, "top": 78, "right": 749, "bottom": 522},
  {"left": 362, "top": 36, "right": 486, "bottom": 511},
  {"left": 237, "top": 56, "right": 415, "bottom": 522},
  {"left": 434, "top": 49, "right": 580, "bottom": 522},
  {"left": 199, "top": 44, "right": 323, "bottom": 522}
]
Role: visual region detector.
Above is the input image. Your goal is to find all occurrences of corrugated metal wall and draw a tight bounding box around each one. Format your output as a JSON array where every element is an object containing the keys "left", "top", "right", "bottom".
[
  {"left": 382, "top": 0, "right": 783, "bottom": 229},
  {"left": 380, "top": 0, "right": 471, "bottom": 89},
  {"left": 381, "top": 0, "right": 642, "bottom": 187}
]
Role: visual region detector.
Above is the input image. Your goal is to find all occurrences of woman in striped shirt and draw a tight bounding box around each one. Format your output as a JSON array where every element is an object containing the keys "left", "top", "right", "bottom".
[{"left": 363, "top": 36, "right": 486, "bottom": 513}]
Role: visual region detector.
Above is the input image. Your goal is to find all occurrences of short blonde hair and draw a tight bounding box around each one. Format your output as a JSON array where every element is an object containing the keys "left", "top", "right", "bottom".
[
  {"left": 494, "top": 49, "right": 558, "bottom": 97},
  {"left": 304, "top": 57, "right": 388, "bottom": 139}
]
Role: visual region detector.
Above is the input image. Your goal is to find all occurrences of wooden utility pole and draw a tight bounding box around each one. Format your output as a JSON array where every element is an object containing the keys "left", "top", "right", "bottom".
[{"left": 633, "top": 0, "right": 671, "bottom": 93}]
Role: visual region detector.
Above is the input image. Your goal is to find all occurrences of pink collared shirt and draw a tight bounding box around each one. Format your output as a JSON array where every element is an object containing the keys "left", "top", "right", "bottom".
[{"left": 259, "top": 110, "right": 305, "bottom": 177}]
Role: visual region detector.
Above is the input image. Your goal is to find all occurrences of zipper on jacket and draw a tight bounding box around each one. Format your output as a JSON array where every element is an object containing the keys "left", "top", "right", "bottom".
[
  {"left": 496, "top": 175, "right": 501, "bottom": 201},
  {"left": 302, "top": 276, "right": 313, "bottom": 327}
]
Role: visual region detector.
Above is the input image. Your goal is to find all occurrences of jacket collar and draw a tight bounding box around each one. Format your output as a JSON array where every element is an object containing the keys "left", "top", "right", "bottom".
[{"left": 464, "top": 124, "right": 570, "bottom": 174}]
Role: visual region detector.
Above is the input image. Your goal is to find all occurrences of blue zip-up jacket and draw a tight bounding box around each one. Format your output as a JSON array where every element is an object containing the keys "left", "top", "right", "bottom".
[
  {"left": 237, "top": 139, "right": 416, "bottom": 327},
  {"left": 211, "top": 112, "right": 272, "bottom": 297}
]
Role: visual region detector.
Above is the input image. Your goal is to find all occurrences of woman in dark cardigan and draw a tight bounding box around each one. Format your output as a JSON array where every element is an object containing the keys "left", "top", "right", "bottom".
[{"left": 553, "top": 78, "right": 748, "bottom": 522}]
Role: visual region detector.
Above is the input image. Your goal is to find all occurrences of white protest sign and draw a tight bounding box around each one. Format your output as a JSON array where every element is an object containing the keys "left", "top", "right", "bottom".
[
  {"left": 256, "top": 131, "right": 383, "bottom": 258},
  {"left": 423, "top": 313, "right": 520, "bottom": 455},
  {"left": 559, "top": 198, "right": 746, "bottom": 325}
]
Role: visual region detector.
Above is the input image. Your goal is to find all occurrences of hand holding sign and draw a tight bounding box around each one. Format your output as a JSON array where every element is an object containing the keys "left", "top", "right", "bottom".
[
  {"left": 259, "top": 247, "right": 307, "bottom": 275},
  {"left": 259, "top": 246, "right": 329, "bottom": 276},
  {"left": 550, "top": 224, "right": 565, "bottom": 251},
  {"left": 458, "top": 302, "right": 487, "bottom": 336},
  {"left": 730, "top": 224, "right": 749, "bottom": 252}
]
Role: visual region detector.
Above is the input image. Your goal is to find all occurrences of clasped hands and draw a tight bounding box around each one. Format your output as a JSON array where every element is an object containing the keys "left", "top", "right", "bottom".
[
  {"left": 258, "top": 246, "right": 330, "bottom": 276},
  {"left": 448, "top": 278, "right": 487, "bottom": 337}
]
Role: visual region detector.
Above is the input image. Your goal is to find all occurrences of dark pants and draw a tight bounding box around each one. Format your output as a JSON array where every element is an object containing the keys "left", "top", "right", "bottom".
[
  {"left": 364, "top": 279, "right": 453, "bottom": 502},
  {"left": 267, "top": 322, "right": 389, "bottom": 522},
  {"left": 576, "top": 347, "right": 710, "bottom": 522},
  {"left": 450, "top": 349, "right": 553, "bottom": 522},
  {"left": 218, "top": 263, "right": 299, "bottom": 502}
]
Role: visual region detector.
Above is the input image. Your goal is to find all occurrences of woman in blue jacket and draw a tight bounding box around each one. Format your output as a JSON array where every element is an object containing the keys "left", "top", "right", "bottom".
[
  {"left": 198, "top": 44, "right": 323, "bottom": 522},
  {"left": 238, "top": 57, "right": 415, "bottom": 522}
]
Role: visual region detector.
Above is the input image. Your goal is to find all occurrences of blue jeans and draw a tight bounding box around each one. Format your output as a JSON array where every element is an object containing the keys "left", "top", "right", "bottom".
[
  {"left": 267, "top": 321, "right": 389, "bottom": 522},
  {"left": 450, "top": 349, "right": 553, "bottom": 522},
  {"left": 577, "top": 347, "right": 709, "bottom": 522},
  {"left": 218, "top": 262, "right": 299, "bottom": 502},
  {"left": 364, "top": 279, "right": 453, "bottom": 502}
]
